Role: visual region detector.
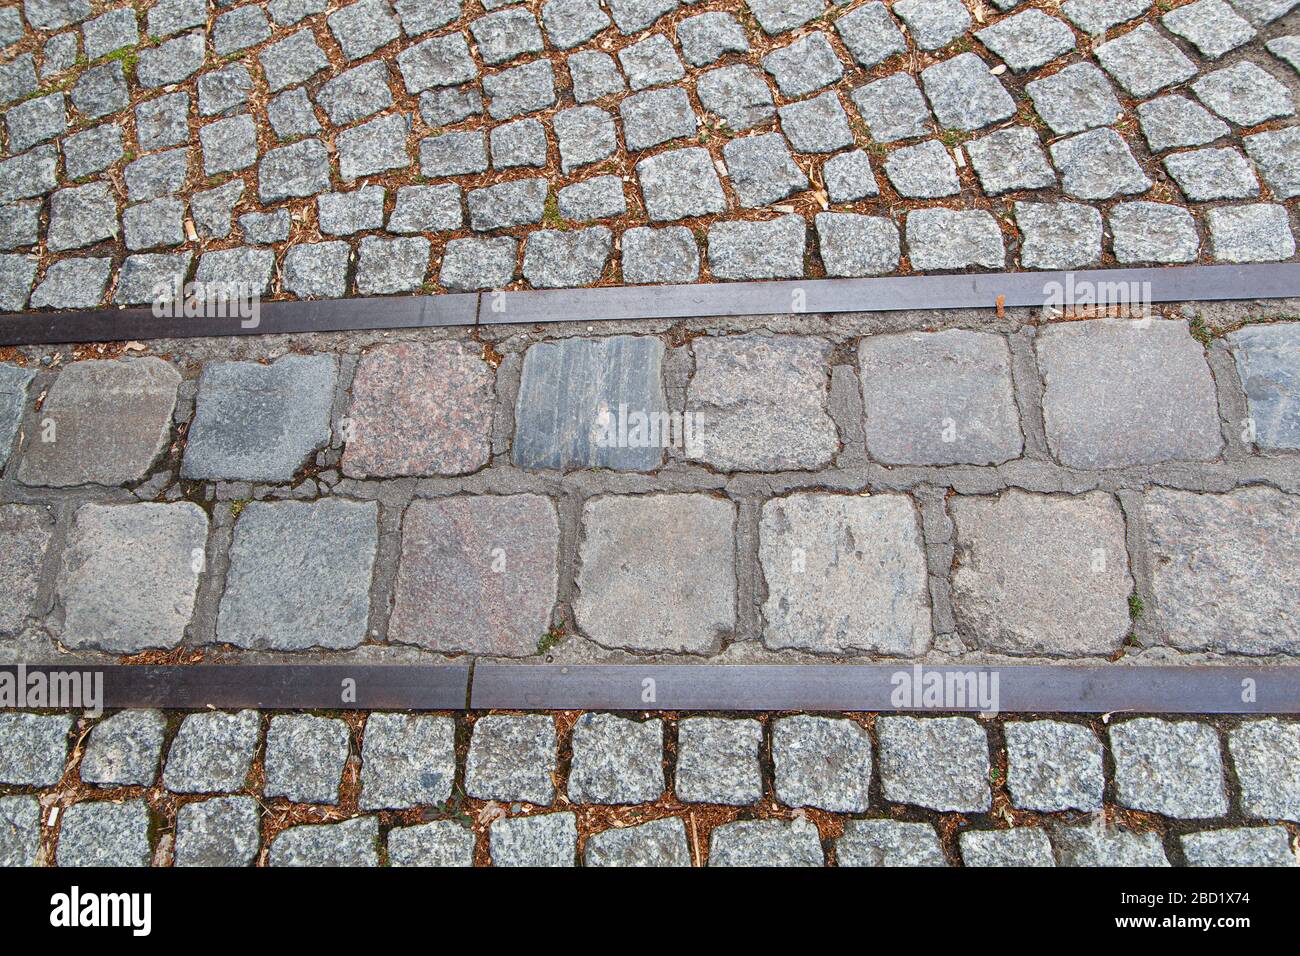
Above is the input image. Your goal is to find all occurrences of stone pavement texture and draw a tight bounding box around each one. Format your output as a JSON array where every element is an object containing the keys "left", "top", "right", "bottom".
[
  {"left": 3, "top": 0, "right": 1300, "bottom": 312},
  {"left": 1, "top": 708, "right": 1296, "bottom": 866}
]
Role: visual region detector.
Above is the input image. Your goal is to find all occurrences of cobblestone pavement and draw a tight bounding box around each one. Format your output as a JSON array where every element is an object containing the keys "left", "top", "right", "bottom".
[
  {"left": 4, "top": 0, "right": 1300, "bottom": 310},
  {"left": 1, "top": 301, "right": 1298, "bottom": 665},
  {"left": 0, "top": 708, "right": 1296, "bottom": 865}
]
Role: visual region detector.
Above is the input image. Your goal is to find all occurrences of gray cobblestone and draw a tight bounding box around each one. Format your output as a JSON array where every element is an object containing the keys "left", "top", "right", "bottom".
[
  {"left": 359, "top": 714, "right": 455, "bottom": 810},
  {"left": 163, "top": 710, "right": 260, "bottom": 794},
  {"left": 81, "top": 710, "right": 166, "bottom": 787},
  {"left": 877, "top": 717, "right": 990, "bottom": 812},
  {"left": 1111, "top": 718, "right": 1228, "bottom": 819},
  {"left": 466, "top": 715, "right": 557, "bottom": 804},
  {"left": 264, "top": 715, "right": 350, "bottom": 804}
]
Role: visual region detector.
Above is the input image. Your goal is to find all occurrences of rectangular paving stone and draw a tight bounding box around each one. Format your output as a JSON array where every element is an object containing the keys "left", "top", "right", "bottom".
[
  {"left": 46, "top": 181, "right": 119, "bottom": 252},
  {"left": 388, "top": 494, "right": 558, "bottom": 656},
  {"left": 1108, "top": 201, "right": 1200, "bottom": 263},
  {"left": 388, "top": 184, "right": 462, "bottom": 233},
  {"left": 217, "top": 499, "right": 378, "bottom": 651},
  {"left": 675, "top": 717, "right": 763, "bottom": 806},
  {"left": 709, "top": 819, "right": 824, "bottom": 867},
  {"left": 438, "top": 236, "right": 517, "bottom": 290},
  {"left": 337, "top": 112, "right": 412, "bottom": 180},
  {"left": 264, "top": 715, "right": 350, "bottom": 805},
  {"left": 0, "top": 713, "right": 72, "bottom": 786},
  {"left": 282, "top": 241, "right": 349, "bottom": 299},
  {"left": 1049, "top": 823, "right": 1170, "bottom": 867},
  {"left": 1004, "top": 720, "right": 1104, "bottom": 812},
  {"left": 162, "top": 710, "right": 260, "bottom": 794},
  {"left": 420, "top": 129, "right": 488, "bottom": 177},
  {"left": 316, "top": 61, "right": 394, "bottom": 127},
  {"left": 568, "top": 49, "right": 625, "bottom": 102},
  {"left": 182, "top": 354, "right": 337, "bottom": 482},
  {"left": 328, "top": 0, "right": 401, "bottom": 61},
  {"left": 905, "top": 208, "right": 1005, "bottom": 270},
  {"left": 1016, "top": 200, "right": 1102, "bottom": 269},
  {"left": 137, "top": 30, "right": 206, "bottom": 88},
  {"left": 850, "top": 72, "right": 931, "bottom": 143},
  {"left": 836, "top": 819, "right": 948, "bottom": 867},
  {"left": 621, "top": 225, "right": 699, "bottom": 283},
  {"left": 773, "top": 715, "right": 872, "bottom": 813},
  {"left": 270, "top": 817, "right": 379, "bottom": 866},
  {"left": 636, "top": 147, "right": 724, "bottom": 221},
  {"left": 359, "top": 713, "right": 455, "bottom": 810},
  {"left": 1206, "top": 203, "right": 1296, "bottom": 262},
  {"left": 884, "top": 140, "right": 960, "bottom": 199},
  {"left": 584, "top": 817, "right": 690, "bottom": 867},
  {"left": 466, "top": 714, "right": 557, "bottom": 804},
  {"left": 0, "top": 504, "right": 55, "bottom": 637},
  {"left": 80, "top": 710, "right": 167, "bottom": 788},
  {"left": 760, "top": 492, "right": 931, "bottom": 656},
  {"left": 877, "top": 716, "right": 990, "bottom": 813},
  {"left": 686, "top": 334, "right": 835, "bottom": 470},
  {"left": 175, "top": 796, "right": 261, "bottom": 867},
  {"left": 574, "top": 494, "right": 735, "bottom": 654},
  {"left": 522, "top": 226, "right": 612, "bottom": 287},
  {"left": 1144, "top": 487, "right": 1299, "bottom": 655},
  {"left": 950, "top": 490, "right": 1132, "bottom": 656},
  {"left": 198, "top": 64, "right": 253, "bottom": 118},
  {"left": 695, "top": 65, "right": 772, "bottom": 133},
  {"left": 0, "top": 797, "right": 40, "bottom": 867},
  {"left": 1111, "top": 718, "right": 1228, "bottom": 819},
  {"left": 0, "top": 361, "right": 34, "bottom": 466},
  {"left": 815, "top": 212, "right": 898, "bottom": 277},
  {"left": 1036, "top": 319, "right": 1223, "bottom": 469},
  {"left": 318, "top": 187, "right": 385, "bottom": 236},
  {"left": 836, "top": 2, "right": 906, "bottom": 67},
  {"left": 396, "top": 31, "right": 478, "bottom": 93},
  {"left": 490, "top": 812, "right": 576, "bottom": 866},
  {"left": 707, "top": 216, "right": 806, "bottom": 280},
  {"left": 1229, "top": 322, "right": 1300, "bottom": 449},
  {"left": 483, "top": 59, "right": 556, "bottom": 119},
  {"left": 467, "top": 177, "right": 547, "bottom": 230},
  {"left": 724, "top": 133, "right": 809, "bottom": 208},
  {"left": 388, "top": 821, "right": 475, "bottom": 867},
  {"left": 1181, "top": 827, "right": 1296, "bottom": 866},
  {"left": 961, "top": 829, "right": 1056, "bottom": 867},
  {"left": 57, "top": 800, "right": 151, "bottom": 867},
  {"left": 894, "top": 0, "right": 971, "bottom": 48},
  {"left": 568, "top": 713, "right": 664, "bottom": 804},
  {"left": 18, "top": 358, "right": 178, "bottom": 488},
  {"left": 1228, "top": 719, "right": 1300, "bottom": 821},
  {"left": 921, "top": 52, "right": 1016, "bottom": 132},
  {"left": 356, "top": 235, "right": 429, "bottom": 294},
  {"left": 29, "top": 256, "right": 112, "bottom": 309}
]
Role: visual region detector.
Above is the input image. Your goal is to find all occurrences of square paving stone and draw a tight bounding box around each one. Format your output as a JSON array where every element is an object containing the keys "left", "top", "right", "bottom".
[
  {"left": 1193, "top": 61, "right": 1295, "bottom": 126},
  {"left": 920, "top": 52, "right": 1016, "bottom": 132},
  {"left": 773, "top": 716, "right": 872, "bottom": 813},
  {"left": 264, "top": 715, "right": 350, "bottom": 805},
  {"left": 836, "top": 1, "right": 906, "bottom": 67},
  {"left": 213, "top": 5, "right": 272, "bottom": 55},
  {"left": 241, "top": 209, "right": 290, "bottom": 245},
  {"left": 554, "top": 105, "right": 616, "bottom": 173},
  {"left": 1232, "top": 0, "right": 1300, "bottom": 23},
  {"left": 686, "top": 333, "right": 833, "bottom": 469},
  {"left": 905, "top": 208, "right": 1005, "bottom": 270},
  {"left": 270, "top": 816, "right": 379, "bottom": 866},
  {"left": 679, "top": 11, "right": 749, "bottom": 67},
  {"left": 182, "top": 354, "right": 338, "bottom": 482},
  {"left": 148, "top": 0, "right": 205, "bottom": 37},
  {"left": 1137, "top": 94, "right": 1230, "bottom": 153},
  {"left": 387, "top": 821, "right": 475, "bottom": 866},
  {"left": 114, "top": 252, "right": 192, "bottom": 306},
  {"left": 191, "top": 179, "right": 243, "bottom": 239},
  {"left": 1061, "top": 0, "right": 1149, "bottom": 33},
  {"left": 1049, "top": 128, "right": 1151, "bottom": 200},
  {"left": 466, "top": 715, "right": 557, "bottom": 804},
  {"left": 61, "top": 123, "right": 124, "bottom": 181},
  {"left": 1230, "top": 322, "right": 1300, "bottom": 449},
  {"left": 1111, "top": 718, "right": 1228, "bottom": 818},
  {"left": 622, "top": 226, "right": 699, "bottom": 283},
  {"left": 575, "top": 494, "right": 735, "bottom": 653},
  {"left": 1227, "top": 720, "right": 1300, "bottom": 821},
  {"left": 836, "top": 820, "right": 948, "bottom": 867},
  {"left": 762, "top": 30, "right": 842, "bottom": 98},
  {"left": 850, "top": 72, "right": 931, "bottom": 142},
  {"left": 282, "top": 241, "right": 350, "bottom": 299},
  {"left": 675, "top": 717, "right": 763, "bottom": 805},
  {"left": 388, "top": 184, "right": 462, "bottom": 233},
  {"left": 329, "top": 0, "right": 401, "bottom": 61},
  {"left": 217, "top": 499, "right": 379, "bottom": 651},
  {"left": 542, "top": 0, "right": 611, "bottom": 49},
  {"left": 1016, "top": 201, "right": 1102, "bottom": 269},
  {"left": 471, "top": 7, "right": 544, "bottom": 66},
  {"left": 964, "top": 126, "right": 1055, "bottom": 196},
  {"left": 623, "top": 86, "right": 700, "bottom": 152},
  {"left": 175, "top": 796, "right": 260, "bottom": 867},
  {"left": 1144, "top": 488, "right": 1299, "bottom": 655},
  {"left": 778, "top": 91, "right": 853, "bottom": 154},
  {"left": 745, "top": 0, "right": 823, "bottom": 35},
  {"left": 975, "top": 9, "right": 1075, "bottom": 72},
  {"left": 258, "top": 139, "right": 332, "bottom": 202},
  {"left": 490, "top": 118, "right": 547, "bottom": 168},
  {"left": 709, "top": 819, "right": 823, "bottom": 866},
  {"left": 858, "top": 329, "right": 1021, "bottom": 466},
  {"left": 388, "top": 494, "right": 560, "bottom": 656},
  {"left": 0, "top": 55, "right": 34, "bottom": 109},
  {"left": 636, "top": 146, "right": 726, "bottom": 220},
  {"left": 0, "top": 713, "right": 71, "bottom": 786},
  {"left": 950, "top": 491, "right": 1132, "bottom": 656},
  {"left": 0, "top": 145, "right": 58, "bottom": 205},
  {"left": 420, "top": 129, "right": 488, "bottom": 177},
  {"left": 0, "top": 503, "right": 51, "bottom": 636},
  {"left": 0, "top": 361, "right": 34, "bottom": 462},
  {"left": 1004, "top": 720, "right": 1104, "bottom": 812},
  {"left": 568, "top": 50, "right": 626, "bottom": 102},
  {"left": 1036, "top": 319, "right": 1223, "bottom": 469},
  {"left": 163, "top": 710, "right": 260, "bottom": 794},
  {"left": 0, "top": 254, "right": 39, "bottom": 311},
  {"left": 1095, "top": 23, "right": 1197, "bottom": 99},
  {"left": 359, "top": 714, "right": 455, "bottom": 810},
  {"left": 695, "top": 65, "right": 772, "bottom": 133},
  {"left": 124, "top": 198, "right": 185, "bottom": 251},
  {"left": 760, "top": 492, "right": 930, "bottom": 655},
  {"left": 1165, "top": 146, "right": 1258, "bottom": 201},
  {"left": 522, "top": 226, "right": 612, "bottom": 288},
  {"left": 318, "top": 187, "right": 385, "bottom": 236},
  {"left": 557, "top": 176, "right": 626, "bottom": 221},
  {"left": 396, "top": 32, "right": 477, "bottom": 93},
  {"left": 1244, "top": 126, "right": 1300, "bottom": 199},
  {"left": 439, "top": 236, "right": 518, "bottom": 290},
  {"left": 894, "top": 0, "right": 971, "bottom": 48},
  {"left": 961, "top": 829, "right": 1055, "bottom": 867},
  {"left": 195, "top": 245, "right": 276, "bottom": 294},
  {"left": 877, "top": 717, "right": 990, "bottom": 812},
  {"left": 483, "top": 59, "right": 556, "bottom": 119},
  {"left": 316, "top": 61, "right": 394, "bottom": 127},
  {"left": 607, "top": 0, "right": 677, "bottom": 33},
  {"left": 1206, "top": 203, "right": 1295, "bottom": 262},
  {"left": 56, "top": 800, "right": 151, "bottom": 867},
  {"left": 71, "top": 61, "right": 129, "bottom": 121},
  {"left": 707, "top": 215, "right": 807, "bottom": 280},
  {"left": 81, "top": 710, "right": 166, "bottom": 787},
  {"left": 19, "top": 357, "right": 179, "bottom": 487},
  {"left": 822, "top": 149, "right": 880, "bottom": 202},
  {"left": 337, "top": 113, "right": 412, "bottom": 180},
  {"left": 1024, "top": 63, "right": 1122, "bottom": 137},
  {"left": 1108, "top": 201, "right": 1200, "bottom": 263},
  {"left": 1181, "top": 827, "right": 1296, "bottom": 866},
  {"left": 569, "top": 712, "right": 664, "bottom": 804},
  {"left": 723, "top": 133, "right": 808, "bottom": 208},
  {"left": 585, "top": 817, "right": 691, "bottom": 867},
  {"left": 5, "top": 93, "right": 65, "bottom": 153},
  {"left": 1163, "top": 0, "right": 1255, "bottom": 58},
  {"left": 267, "top": 88, "right": 322, "bottom": 140},
  {"left": 84, "top": 7, "right": 138, "bottom": 60},
  {"left": 490, "top": 812, "right": 576, "bottom": 866},
  {"left": 0, "top": 203, "right": 39, "bottom": 254},
  {"left": 46, "top": 181, "right": 119, "bottom": 253},
  {"left": 884, "top": 139, "right": 960, "bottom": 198},
  {"left": 618, "top": 32, "right": 684, "bottom": 90},
  {"left": 815, "top": 212, "right": 897, "bottom": 276},
  {"left": 1049, "top": 822, "right": 1170, "bottom": 866},
  {"left": 137, "top": 31, "right": 206, "bottom": 88},
  {"left": 29, "top": 257, "right": 112, "bottom": 309},
  {"left": 0, "top": 797, "right": 40, "bottom": 867},
  {"left": 198, "top": 64, "right": 253, "bottom": 118},
  {"left": 467, "top": 177, "right": 547, "bottom": 230},
  {"left": 136, "top": 94, "right": 191, "bottom": 151}
]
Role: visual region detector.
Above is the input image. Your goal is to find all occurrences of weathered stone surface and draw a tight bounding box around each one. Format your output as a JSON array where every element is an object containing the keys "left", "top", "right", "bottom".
[
  {"left": 568, "top": 713, "right": 663, "bottom": 804},
  {"left": 57, "top": 503, "right": 208, "bottom": 653},
  {"left": 483, "top": 59, "right": 556, "bottom": 119},
  {"left": 696, "top": 64, "right": 772, "bottom": 133},
  {"left": 114, "top": 252, "right": 192, "bottom": 306},
  {"left": 921, "top": 52, "right": 1015, "bottom": 131},
  {"left": 961, "top": 829, "right": 1056, "bottom": 867},
  {"left": 850, "top": 72, "right": 931, "bottom": 142},
  {"left": 965, "top": 126, "right": 1055, "bottom": 195},
  {"left": 0, "top": 797, "right": 40, "bottom": 867},
  {"left": 356, "top": 236, "right": 429, "bottom": 294},
  {"left": 29, "top": 256, "right": 112, "bottom": 309},
  {"left": 1005, "top": 720, "right": 1104, "bottom": 812},
  {"left": 218, "top": 499, "right": 378, "bottom": 651},
  {"left": 1108, "top": 201, "right": 1200, "bottom": 263},
  {"left": 567, "top": 50, "right": 625, "bottom": 102},
  {"left": 557, "top": 176, "right": 626, "bottom": 221},
  {"left": 214, "top": 5, "right": 272, "bottom": 55},
  {"left": 622, "top": 226, "right": 699, "bottom": 283},
  {"left": 585, "top": 817, "right": 691, "bottom": 867},
  {"left": 576, "top": 494, "right": 734, "bottom": 653},
  {"left": 760, "top": 493, "right": 930, "bottom": 655},
  {"left": 1181, "top": 827, "right": 1296, "bottom": 866},
  {"left": 1036, "top": 319, "right": 1222, "bottom": 469},
  {"left": 706, "top": 216, "right": 806, "bottom": 280},
  {"left": 906, "top": 208, "right": 1004, "bottom": 270},
  {"left": 675, "top": 717, "right": 763, "bottom": 805},
  {"left": 258, "top": 139, "right": 332, "bottom": 203},
  {"left": 1137, "top": 94, "right": 1230, "bottom": 154},
  {"left": 553, "top": 106, "right": 616, "bottom": 174},
  {"left": 137, "top": 31, "right": 205, "bottom": 88},
  {"left": 316, "top": 62, "right": 393, "bottom": 127},
  {"left": 746, "top": 0, "right": 823, "bottom": 35},
  {"left": 1230, "top": 323, "right": 1300, "bottom": 450},
  {"left": 1164, "top": 0, "right": 1255, "bottom": 59},
  {"left": 1206, "top": 203, "right": 1296, "bottom": 262},
  {"left": 439, "top": 236, "right": 517, "bottom": 290},
  {"left": 1245, "top": 126, "right": 1300, "bottom": 199},
  {"left": 1165, "top": 147, "right": 1258, "bottom": 201},
  {"left": 0, "top": 362, "right": 33, "bottom": 464},
  {"left": 466, "top": 715, "right": 557, "bottom": 804},
  {"left": 709, "top": 819, "right": 823, "bottom": 866},
  {"left": 522, "top": 226, "right": 612, "bottom": 288},
  {"left": 57, "top": 800, "right": 151, "bottom": 867},
  {"left": 270, "top": 817, "right": 379, "bottom": 866},
  {"left": 778, "top": 91, "right": 853, "bottom": 154},
  {"left": 822, "top": 149, "right": 880, "bottom": 202},
  {"left": 1051, "top": 823, "right": 1171, "bottom": 867},
  {"left": 162, "top": 710, "right": 260, "bottom": 794},
  {"left": 183, "top": 355, "right": 337, "bottom": 482},
  {"left": 976, "top": 8, "right": 1075, "bottom": 72},
  {"left": 490, "top": 812, "right": 576, "bottom": 866},
  {"left": 282, "top": 242, "right": 350, "bottom": 299},
  {"left": 836, "top": 2, "right": 906, "bottom": 67},
  {"left": 124, "top": 198, "right": 184, "bottom": 252},
  {"left": 0, "top": 504, "right": 53, "bottom": 636},
  {"left": 176, "top": 797, "right": 261, "bottom": 867},
  {"left": 389, "top": 184, "right": 462, "bottom": 234},
  {"left": 490, "top": 118, "right": 547, "bottom": 168},
  {"left": 723, "top": 134, "right": 808, "bottom": 208},
  {"left": 46, "top": 182, "right": 118, "bottom": 253},
  {"left": 62, "top": 124, "right": 123, "bottom": 180},
  {"left": 467, "top": 178, "right": 547, "bottom": 231},
  {"left": 950, "top": 491, "right": 1131, "bottom": 656},
  {"left": 542, "top": 0, "right": 611, "bottom": 49},
  {"left": 0, "top": 146, "right": 58, "bottom": 205},
  {"left": 329, "top": 0, "right": 401, "bottom": 61},
  {"left": 0, "top": 254, "right": 37, "bottom": 311},
  {"left": 25, "top": 0, "right": 91, "bottom": 31},
  {"left": 338, "top": 113, "right": 412, "bottom": 180},
  {"left": 1050, "top": 127, "right": 1151, "bottom": 200},
  {"left": 1016, "top": 201, "right": 1102, "bottom": 269},
  {"left": 264, "top": 715, "right": 350, "bottom": 805},
  {"left": 678, "top": 11, "right": 749, "bottom": 66},
  {"left": 81, "top": 710, "right": 167, "bottom": 787},
  {"left": 513, "top": 335, "right": 666, "bottom": 472},
  {"left": 877, "top": 717, "right": 990, "bottom": 812},
  {"left": 471, "top": 6, "right": 544, "bottom": 65},
  {"left": 687, "top": 334, "right": 834, "bottom": 470},
  {"left": 858, "top": 330, "right": 1021, "bottom": 466},
  {"left": 894, "top": 0, "right": 971, "bottom": 48},
  {"left": 814, "top": 212, "right": 896, "bottom": 277},
  {"left": 762, "top": 30, "right": 842, "bottom": 98},
  {"left": 1147, "top": 489, "right": 1300, "bottom": 655},
  {"left": 240, "top": 209, "right": 290, "bottom": 246},
  {"left": 198, "top": 64, "right": 253, "bottom": 118},
  {"left": 1095, "top": 23, "right": 1197, "bottom": 99},
  {"left": 0, "top": 713, "right": 71, "bottom": 786},
  {"left": 772, "top": 716, "right": 872, "bottom": 812},
  {"left": 267, "top": 88, "right": 322, "bottom": 141},
  {"left": 359, "top": 714, "right": 455, "bottom": 810},
  {"left": 388, "top": 821, "right": 475, "bottom": 866},
  {"left": 1025, "top": 63, "right": 1122, "bottom": 138},
  {"left": 420, "top": 129, "right": 488, "bottom": 177},
  {"left": 196, "top": 245, "right": 276, "bottom": 294},
  {"left": 884, "top": 140, "right": 960, "bottom": 198},
  {"left": 618, "top": 32, "right": 684, "bottom": 90},
  {"left": 396, "top": 31, "right": 476, "bottom": 93},
  {"left": 637, "top": 147, "right": 724, "bottom": 220},
  {"left": 1193, "top": 61, "right": 1294, "bottom": 126},
  {"left": 1111, "top": 718, "right": 1228, "bottom": 818},
  {"left": 836, "top": 820, "right": 948, "bottom": 867}
]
